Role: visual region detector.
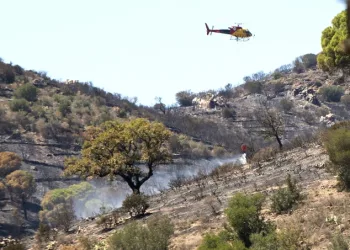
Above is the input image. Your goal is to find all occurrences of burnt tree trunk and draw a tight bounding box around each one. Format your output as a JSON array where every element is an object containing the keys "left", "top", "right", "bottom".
[
  {"left": 275, "top": 134, "right": 283, "bottom": 150},
  {"left": 119, "top": 166, "right": 154, "bottom": 194}
]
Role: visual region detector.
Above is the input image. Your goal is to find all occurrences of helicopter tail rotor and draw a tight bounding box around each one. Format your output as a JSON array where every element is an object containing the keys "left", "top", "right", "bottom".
[{"left": 205, "top": 23, "right": 211, "bottom": 35}]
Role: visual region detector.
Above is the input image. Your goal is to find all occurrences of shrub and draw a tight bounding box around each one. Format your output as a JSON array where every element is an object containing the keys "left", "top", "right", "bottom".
[
  {"left": 122, "top": 193, "right": 149, "bottom": 217},
  {"left": 250, "top": 232, "right": 278, "bottom": 250},
  {"left": 3, "top": 244, "right": 26, "bottom": 250},
  {"left": 292, "top": 57, "right": 305, "bottom": 73},
  {"left": 9, "top": 99, "right": 30, "bottom": 112},
  {"left": 279, "top": 98, "right": 293, "bottom": 112},
  {"left": 35, "top": 223, "right": 51, "bottom": 244},
  {"left": 0, "top": 152, "right": 21, "bottom": 177},
  {"left": 251, "top": 147, "right": 276, "bottom": 163},
  {"left": 218, "top": 83, "right": 235, "bottom": 99},
  {"left": 330, "top": 233, "right": 349, "bottom": 250},
  {"left": 301, "top": 53, "right": 317, "bottom": 69},
  {"left": 273, "top": 82, "right": 285, "bottom": 94},
  {"left": 0, "top": 181, "right": 6, "bottom": 208},
  {"left": 108, "top": 214, "right": 174, "bottom": 250},
  {"left": 243, "top": 81, "right": 263, "bottom": 94},
  {"left": 272, "top": 72, "right": 282, "bottom": 80},
  {"left": 78, "top": 236, "right": 98, "bottom": 250},
  {"left": 175, "top": 90, "right": 195, "bottom": 107},
  {"left": 1, "top": 67, "right": 15, "bottom": 84},
  {"left": 270, "top": 174, "right": 302, "bottom": 214},
  {"left": 323, "top": 126, "right": 350, "bottom": 190},
  {"left": 222, "top": 107, "right": 237, "bottom": 119},
  {"left": 319, "top": 86, "right": 344, "bottom": 102},
  {"left": 341, "top": 95, "right": 350, "bottom": 108},
  {"left": 58, "top": 98, "right": 72, "bottom": 117},
  {"left": 212, "top": 146, "right": 226, "bottom": 157},
  {"left": 13, "top": 65, "right": 24, "bottom": 75},
  {"left": 225, "top": 193, "right": 273, "bottom": 247},
  {"left": 198, "top": 233, "right": 247, "bottom": 250},
  {"left": 14, "top": 83, "right": 38, "bottom": 102}
]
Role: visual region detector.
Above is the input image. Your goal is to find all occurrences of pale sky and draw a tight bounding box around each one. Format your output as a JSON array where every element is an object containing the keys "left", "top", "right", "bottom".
[{"left": 0, "top": 0, "right": 345, "bottom": 106}]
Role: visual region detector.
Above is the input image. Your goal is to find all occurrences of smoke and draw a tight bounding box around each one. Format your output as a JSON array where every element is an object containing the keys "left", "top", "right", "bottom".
[{"left": 73, "top": 154, "right": 245, "bottom": 218}]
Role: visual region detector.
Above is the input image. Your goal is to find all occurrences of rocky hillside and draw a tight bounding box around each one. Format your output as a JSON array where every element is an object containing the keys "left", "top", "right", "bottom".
[
  {"left": 0, "top": 54, "right": 350, "bottom": 248},
  {"left": 21, "top": 142, "right": 346, "bottom": 250}
]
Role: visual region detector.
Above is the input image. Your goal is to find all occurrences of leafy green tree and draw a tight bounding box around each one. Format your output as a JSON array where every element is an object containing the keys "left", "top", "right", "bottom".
[
  {"left": 5, "top": 170, "right": 36, "bottom": 220},
  {"left": 14, "top": 83, "right": 38, "bottom": 102},
  {"left": 64, "top": 118, "right": 172, "bottom": 194},
  {"left": 317, "top": 10, "right": 350, "bottom": 72},
  {"left": 39, "top": 182, "right": 93, "bottom": 230}
]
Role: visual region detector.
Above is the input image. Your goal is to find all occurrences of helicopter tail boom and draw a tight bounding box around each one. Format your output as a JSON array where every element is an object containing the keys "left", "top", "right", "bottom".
[{"left": 205, "top": 23, "right": 210, "bottom": 35}]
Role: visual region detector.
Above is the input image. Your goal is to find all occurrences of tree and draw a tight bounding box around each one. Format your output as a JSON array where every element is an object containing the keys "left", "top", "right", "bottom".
[
  {"left": 292, "top": 57, "right": 304, "bottom": 73},
  {"left": 154, "top": 96, "right": 166, "bottom": 114},
  {"left": 340, "top": 0, "right": 350, "bottom": 54},
  {"left": 64, "top": 118, "right": 172, "bottom": 194},
  {"left": 317, "top": 10, "right": 350, "bottom": 72},
  {"left": 6, "top": 170, "right": 36, "bottom": 220},
  {"left": 0, "top": 152, "right": 21, "bottom": 178},
  {"left": 39, "top": 182, "right": 92, "bottom": 230},
  {"left": 253, "top": 98, "right": 285, "bottom": 149}
]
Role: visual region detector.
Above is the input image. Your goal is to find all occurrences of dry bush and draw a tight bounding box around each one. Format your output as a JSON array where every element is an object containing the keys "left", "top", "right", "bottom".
[
  {"left": 78, "top": 236, "right": 97, "bottom": 250},
  {"left": 96, "top": 214, "right": 113, "bottom": 229},
  {"left": 204, "top": 196, "right": 221, "bottom": 215},
  {"left": 57, "top": 245, "right": 81, "bottom": 250},
  {"left": 341, "top": 94, "right": 350, "bottom": 108},
  {"left": 211, "top": 146, "right": 227, "bottom": 157},
  {"left": 168, "top": 174, "right": 189, "bottom": 190},
  {"left": 0, "top": 152, "right": 21, "bottom": 178},
  {"left": 251, "top": 147, "right": 276, "bottom": 164}
]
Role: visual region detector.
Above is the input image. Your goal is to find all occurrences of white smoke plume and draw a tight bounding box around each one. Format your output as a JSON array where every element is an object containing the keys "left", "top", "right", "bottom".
[{"left": 73, "top": 154, "right": 245, "bottom": 218}]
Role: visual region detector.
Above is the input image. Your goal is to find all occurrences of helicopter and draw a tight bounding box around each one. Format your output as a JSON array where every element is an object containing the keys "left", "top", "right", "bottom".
[{"left": 205, "top": 23, "right": 254, "bottom": 41}]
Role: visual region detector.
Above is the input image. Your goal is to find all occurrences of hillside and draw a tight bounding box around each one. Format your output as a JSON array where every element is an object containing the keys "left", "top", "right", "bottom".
[{"left": 0, "top": 52, "right": 350, "bottom": 249}]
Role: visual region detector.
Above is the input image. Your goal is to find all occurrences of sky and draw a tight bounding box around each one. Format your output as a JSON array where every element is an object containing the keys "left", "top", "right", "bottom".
[{"left": 0, "top": 0, "right": 346, "bottom": 106}]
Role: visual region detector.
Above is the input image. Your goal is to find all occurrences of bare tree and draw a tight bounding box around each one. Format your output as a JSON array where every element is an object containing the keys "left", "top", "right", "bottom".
[
  {"left": 253, "top": 97, "right": 285, "bottom": 149},
  {"left": 154, "top": 96, "right": 166, "bottom": 114}
]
